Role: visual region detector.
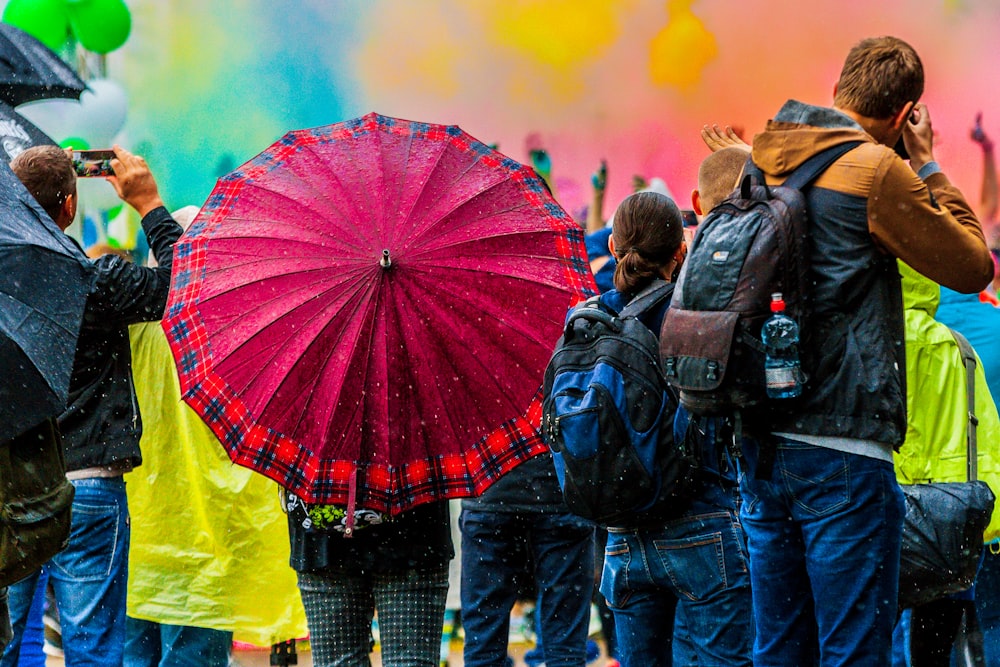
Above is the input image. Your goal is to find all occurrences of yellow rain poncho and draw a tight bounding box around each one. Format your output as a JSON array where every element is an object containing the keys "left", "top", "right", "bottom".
[
  {"left": 896, "top": 262, "right": 1000, "bottom": 543},
  {"left": 125, "top": 321, "right": 307, "bottom": 646}
]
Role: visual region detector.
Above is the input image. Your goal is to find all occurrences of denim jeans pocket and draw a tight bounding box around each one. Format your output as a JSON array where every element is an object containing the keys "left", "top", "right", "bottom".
[
  {"left": 654, "top": 525, "right": 728, "bottom": 601},
  {"left": 600, "top": 540, "right": 632, "bottom": 609},
  {"left": 50, "top": 500, "right": 120, "bottom": 582},
  {"left": 779, "top": 445, "right": 851, "bottom": 516}
]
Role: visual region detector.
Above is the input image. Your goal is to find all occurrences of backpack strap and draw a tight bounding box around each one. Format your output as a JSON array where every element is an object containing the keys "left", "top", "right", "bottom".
[
  {"left": 741, "top": 141, "right": 863, "bottom": 195},
  {"left": 949, "top": 328, "right": 979, "bottom": 482},
  {"left": 620, "top": 279, "right": 674, "bottom": 319},
  {"left": 780, "top": 141, "right": 864, "bottom": 190}
]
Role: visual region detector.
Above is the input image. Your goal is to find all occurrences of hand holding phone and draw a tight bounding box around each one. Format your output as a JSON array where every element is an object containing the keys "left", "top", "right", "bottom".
[
  {"left": 72, "top": 149, "right": 115, "bottom": 178},
  {"left": 902, "top": 103, "right": 935, "bottom": 170}
]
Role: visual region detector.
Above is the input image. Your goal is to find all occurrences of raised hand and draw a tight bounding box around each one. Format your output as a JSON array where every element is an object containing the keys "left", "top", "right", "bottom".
[{"left": 701, "top": 124, "right": 751, "bottom": 153}]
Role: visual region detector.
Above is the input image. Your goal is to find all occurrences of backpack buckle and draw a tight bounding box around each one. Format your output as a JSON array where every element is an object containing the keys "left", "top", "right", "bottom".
[
  {"left": 664, "top": 357, "right": 677, "bottom": 377},
  {"left": 544, "top": 411, "right": 560, "bottom": 440},
  {"left": 706, "top": 360, "right": 719, "bottom": 381}
]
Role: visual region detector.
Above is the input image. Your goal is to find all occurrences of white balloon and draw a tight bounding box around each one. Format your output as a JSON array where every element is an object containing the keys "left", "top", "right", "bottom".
[
  {"left": 15, "top": 78, "right": 128, "bottom": 147},
  {"left": 17, "top": 98, "right": 84, "bottom": 142},
  {"left": 77, "top": 79, "right": 128, "bottom": 147}
]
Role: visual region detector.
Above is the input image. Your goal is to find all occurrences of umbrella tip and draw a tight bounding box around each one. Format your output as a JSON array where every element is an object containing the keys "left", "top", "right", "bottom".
[{"left": 380, "top": 249, "right": 392, "bottom": 269}]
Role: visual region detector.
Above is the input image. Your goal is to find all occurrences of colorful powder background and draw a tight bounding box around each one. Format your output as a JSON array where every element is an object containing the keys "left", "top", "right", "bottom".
[{"left": 34, "top": 1, "right": 1000, "bottom": 219}]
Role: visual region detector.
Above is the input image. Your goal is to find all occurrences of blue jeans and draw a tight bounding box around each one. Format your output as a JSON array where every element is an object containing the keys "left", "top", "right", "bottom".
[
  {"left": 0, "top": 588, "right": 9, "bottom": 656},
  {"left": 974, "top": 548, "right": 1000, "bottom": 664},
  {"left": 16, "top": 571, "right": 46, "bottom": 667},
  {"left": 124, "top": 618, "right": 233, "bottom": 667},
  {"left": 600, "top": 482, "right": 753, "bottom": 666},
  {"left": 460, "top": 509, "right": 594, "bottom": 667},
  {"left": 1, "top": 477, "right": 130, "bottom": 667},
  {"left": 739, "top": 437, "right": 905, "bottom": 666}
]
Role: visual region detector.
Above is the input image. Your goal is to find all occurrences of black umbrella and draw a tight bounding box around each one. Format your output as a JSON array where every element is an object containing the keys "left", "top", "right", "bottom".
[
  {"left": 0, "top": 98, "right": 56, "bottom": 161},
  {"left": 0, "top": 159, "right": 92, "bottom": 442},
  {"left": 0, "top": 24, "right": 86, "bottom": 107}
]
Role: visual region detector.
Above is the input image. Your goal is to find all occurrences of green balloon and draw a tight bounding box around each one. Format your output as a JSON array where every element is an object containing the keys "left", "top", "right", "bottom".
[
  {"left": 59, "top": 136, "right": 90, "bottom": 150},
  {"left": 66, "top": 0, "right": 131, "bottom": 55},
  {"left": 2, "top": 0, "right": 70, "bottom": 52}
]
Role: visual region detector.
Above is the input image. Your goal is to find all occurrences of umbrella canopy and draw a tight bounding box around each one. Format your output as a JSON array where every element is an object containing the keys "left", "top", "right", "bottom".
[
  {"left": 0, "top": 24, "right": 86, "bottom": 107},
  {"left": 163, "top": 112, "right": 595, "bottom": 514},
  {"left": 0, "top": 161, "right": 93, "bottom": 442},
  {"left": 0, "top": 98, "right": 55, "bottom": 161}
]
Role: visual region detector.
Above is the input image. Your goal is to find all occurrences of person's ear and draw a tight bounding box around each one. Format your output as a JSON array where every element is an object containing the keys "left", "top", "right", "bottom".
[
  {"left": 674, "top": 240, "right": 687, "bottom": 264},
  {"left": 691, "top": 189, "right": 703, "bottom": 216},
  {"left": 889, "top": 101, "right": 916, "bottom": 133},
  {"left": 607, "top": 235, "right": 616, "bottom": 258},
  {"left": 58, "top": 193, "right": 76, "bottom": 230}
]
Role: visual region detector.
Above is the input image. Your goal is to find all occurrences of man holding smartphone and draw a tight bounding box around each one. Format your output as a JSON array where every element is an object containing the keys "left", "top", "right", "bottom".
[{"left": 0, "top": 145, "right": 182, "bottom": 667}]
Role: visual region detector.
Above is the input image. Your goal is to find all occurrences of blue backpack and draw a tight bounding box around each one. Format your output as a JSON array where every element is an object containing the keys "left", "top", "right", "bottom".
[{"left": 541, "top": 280, "right": 698, "bottom": 526}]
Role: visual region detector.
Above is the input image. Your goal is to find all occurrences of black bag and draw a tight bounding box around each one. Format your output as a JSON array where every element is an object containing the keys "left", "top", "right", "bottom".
[
  {"left": 660, "top": 142, "right": 862, "bottom": 415},
  {"left": 898, "top": 329, "right": 996, "bottom": 610},
  {"left": 0, "top": 419, "right": 75, "bottom": 587},
  {"left": 542, "top": 280, "right": 698, "bottom": 527}
]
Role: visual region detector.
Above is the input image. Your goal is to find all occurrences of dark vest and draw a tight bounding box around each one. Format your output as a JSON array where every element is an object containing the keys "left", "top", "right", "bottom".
[{"left": 769, "top": 185, "right": 907, "bottom": 447}]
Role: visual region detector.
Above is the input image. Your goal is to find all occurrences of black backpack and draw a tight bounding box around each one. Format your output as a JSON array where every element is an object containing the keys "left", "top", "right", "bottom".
[
  {"left": 0, "top": 418, "right": 75, "bottom": 586},
  {"left": 542, "top": 280, "right": 698, "bottom": 527},
  {"left": 660, "top": 142, "right": 861, "bottom": 416}
]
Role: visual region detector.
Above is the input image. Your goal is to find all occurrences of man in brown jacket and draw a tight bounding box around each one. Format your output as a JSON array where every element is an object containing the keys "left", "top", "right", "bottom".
[{"left": 739, "top": 36, "right": 992, "bottom": 665}]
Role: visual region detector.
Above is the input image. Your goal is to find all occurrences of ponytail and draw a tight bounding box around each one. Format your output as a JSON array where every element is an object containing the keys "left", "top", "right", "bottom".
[{"left": 610, "top": 192, "right": 684, "bottom": 298}]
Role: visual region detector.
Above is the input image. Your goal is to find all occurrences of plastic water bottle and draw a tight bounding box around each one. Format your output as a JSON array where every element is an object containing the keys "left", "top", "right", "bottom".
[{"left": 762, "top": 292, "right": 802, "bottom": 399}]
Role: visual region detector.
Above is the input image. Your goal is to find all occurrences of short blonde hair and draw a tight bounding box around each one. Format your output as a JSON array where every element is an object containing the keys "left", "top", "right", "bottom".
[{"left": 697, "top": 147, "right": 749, "bottom": 214}]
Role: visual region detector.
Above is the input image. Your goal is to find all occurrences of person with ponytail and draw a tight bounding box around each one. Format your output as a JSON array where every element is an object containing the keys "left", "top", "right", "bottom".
[{"left": 597, "top": 191, "right": 753, "bottom": 667}]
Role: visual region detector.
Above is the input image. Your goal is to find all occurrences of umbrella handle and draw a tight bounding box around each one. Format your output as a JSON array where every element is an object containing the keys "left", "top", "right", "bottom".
[
  {"left": 380, "top": 249, "right": 392, "bottom": 269},
  {"left": 345, "top": 468, "right": 359, "bottom": 537}
]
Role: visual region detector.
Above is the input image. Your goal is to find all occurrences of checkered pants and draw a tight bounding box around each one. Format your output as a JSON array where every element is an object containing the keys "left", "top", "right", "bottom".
[{"left": 297, "top": 567, "right": 449, "bottom": 667}]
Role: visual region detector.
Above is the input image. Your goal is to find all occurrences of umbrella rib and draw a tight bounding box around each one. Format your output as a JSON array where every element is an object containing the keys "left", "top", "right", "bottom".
[
  {"left": 296, "top": 141, "right": 383, "bottom": 250},
  {"left": 402, "top": 147, "right": 488, "bottom": 245},
  {"left": 405, "top": 179, "right": 533, "bottom": 256},
  {"left": 252, "top": 274, "right": 376, "bottom": 439},
  {"left": 403, "top": 258, "right": 572, "bottom": 296},
  {"left": 411, "top": 268, "right": 567, "bottom": 346},
  {"left": 393, "top": 134, "right": 450, "bottom": 247},
  {"left": 305, "top": 280, "right": 380, "bottom": 460},
  {"left": 310, "top": 282, "right": 377, "bottom": 448},
  {"left": 201, "top": 263, "right": 370, "bottom": 302},
  {"left": 216, "top": 272, "right": 376, "bottom": 422},
  {"left": 208, "top": 268, "right": 372, "bottom": 362},
  {"left": 400, "top": 279, "right": 513, "bottom": 448},
  {"left": 215, "top": 185, "right": 363, "bottom": 250},
  {"left": 407, "top": 220, "right": 548, "bottom": 261}
]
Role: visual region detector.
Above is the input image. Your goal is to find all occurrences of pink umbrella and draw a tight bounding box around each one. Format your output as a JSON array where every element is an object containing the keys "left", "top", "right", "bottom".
[{"left": 164, "top": 113, "right": 595, "bottom": 519}]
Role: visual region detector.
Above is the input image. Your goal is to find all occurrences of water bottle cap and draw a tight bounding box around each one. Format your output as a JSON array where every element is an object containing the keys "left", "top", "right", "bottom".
[{"left": 770, "top": 293, "right": 785, "bottom": 312}]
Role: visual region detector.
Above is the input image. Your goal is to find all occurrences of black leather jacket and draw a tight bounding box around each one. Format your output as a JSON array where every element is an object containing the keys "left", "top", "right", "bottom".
[{"left": 58, "top": 207, "right": 182, "bottom": 471}]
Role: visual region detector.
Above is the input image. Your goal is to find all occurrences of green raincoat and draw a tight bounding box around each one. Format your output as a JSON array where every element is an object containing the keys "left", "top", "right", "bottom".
[{"left": 895, "top": 262, "right": 1000, "bottom": 542}]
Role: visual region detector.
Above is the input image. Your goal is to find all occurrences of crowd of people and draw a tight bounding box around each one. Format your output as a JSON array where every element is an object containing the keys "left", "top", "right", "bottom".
[{"left": 2, "top": 34, "right": 1000, "bottom": 667}]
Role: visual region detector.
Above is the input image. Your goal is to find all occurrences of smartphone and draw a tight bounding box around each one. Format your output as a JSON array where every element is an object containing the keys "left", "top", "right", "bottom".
[
  {"left": 894, "top": 110, "right": 920, "bottom": 160},
  {"left": 680, "top": 209, "right": 699, "bottom": 228},
  {"left": 72, "top": 149, "right": 115, "bottom": 177},
  {"left": 893, "top": 137, "right": 909, "bottom": 160}
]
